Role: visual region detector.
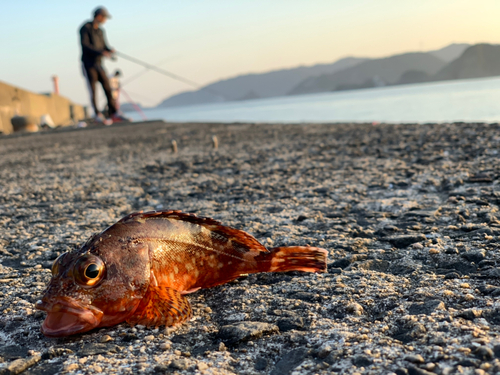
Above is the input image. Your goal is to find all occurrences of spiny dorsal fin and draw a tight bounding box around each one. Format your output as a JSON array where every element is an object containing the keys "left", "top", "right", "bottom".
[{"left": 120, "top": 210, "right": 268, "bottom": 254}]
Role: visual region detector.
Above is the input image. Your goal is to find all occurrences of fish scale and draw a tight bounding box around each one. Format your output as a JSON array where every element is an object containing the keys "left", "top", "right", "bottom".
[{"left": 36, "top": 210, "right": 328, "bottom": 337}]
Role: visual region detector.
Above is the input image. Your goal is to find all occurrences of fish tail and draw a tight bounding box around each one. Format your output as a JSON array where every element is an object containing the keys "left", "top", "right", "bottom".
[{"left": 257, "top": 246, "right": 328, "bottom": 273}]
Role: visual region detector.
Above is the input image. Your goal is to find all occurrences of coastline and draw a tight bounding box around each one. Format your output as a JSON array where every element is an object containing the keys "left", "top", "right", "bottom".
[{"left": 1, "top": 121, "right": 500, "bottom": 374}]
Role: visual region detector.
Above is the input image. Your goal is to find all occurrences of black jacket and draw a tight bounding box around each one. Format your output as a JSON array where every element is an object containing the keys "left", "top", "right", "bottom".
[{"left": 79, "top": 21, "right": 111, "bottom": 66}]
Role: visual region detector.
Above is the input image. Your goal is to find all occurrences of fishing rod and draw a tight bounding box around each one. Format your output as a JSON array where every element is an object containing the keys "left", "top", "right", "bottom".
[
  {"left": 121, "top": 55, "right": 182, "bottom": 87},
  {"left": 115, "top": 51, "right": 225, "bottom": 99}
]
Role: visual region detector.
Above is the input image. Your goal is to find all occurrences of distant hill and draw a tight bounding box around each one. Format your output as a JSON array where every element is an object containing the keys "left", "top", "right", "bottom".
[
  {"left": 433, "top": 44, "right": 500, "bottom": 81},
  {"left": 156, "top": 57, "right": 367, "bottom": 108},
  {"left": 428, "top": 43, "right": 470, "bottom": 63},
  {"left": 288, "top": 52, "right": 445, "bottom": 95}
]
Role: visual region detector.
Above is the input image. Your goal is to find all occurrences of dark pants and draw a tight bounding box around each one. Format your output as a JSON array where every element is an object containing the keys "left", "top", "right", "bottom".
[{"left": 82, "top": 63, "right": 117, "bottom": 117}]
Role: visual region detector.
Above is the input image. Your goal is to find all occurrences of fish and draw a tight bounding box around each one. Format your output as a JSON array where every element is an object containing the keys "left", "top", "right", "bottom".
[{"left": 35, "top": 210, "right": 328, "bottom": 337}]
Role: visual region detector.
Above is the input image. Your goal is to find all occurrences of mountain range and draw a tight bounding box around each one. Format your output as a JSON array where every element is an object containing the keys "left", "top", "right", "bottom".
[
  {"left": 155, "top": 57, "right": 367, "bottom": 108},
  {"left": 136, "top": 43, "right": 500, "bottom": 109}
]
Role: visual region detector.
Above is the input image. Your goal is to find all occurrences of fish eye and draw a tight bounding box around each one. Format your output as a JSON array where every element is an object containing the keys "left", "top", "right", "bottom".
[
  {"left": 51, "top": 252, "right": 68, "bottom": 276},
  {"left": 85, "top": 264, "right": 100, "bottom": 279},
  {"left": 74, "top": 255, "right": 106, "bottom": 288}
]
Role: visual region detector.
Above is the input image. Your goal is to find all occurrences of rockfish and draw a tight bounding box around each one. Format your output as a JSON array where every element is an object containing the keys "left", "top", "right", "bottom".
[{"left": 36, "top": 211, "right": 328, "bottom": 337}]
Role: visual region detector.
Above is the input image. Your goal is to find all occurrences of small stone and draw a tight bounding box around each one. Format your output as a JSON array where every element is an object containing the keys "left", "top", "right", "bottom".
[
  {"left": 254, "top": 357, "right": 267, "bottom": 371},
  {"left": 100, "top": 335, "right": 113, "bottom": 343},
  {"left": 64, "top": 363, "right": 80, "bottom": 372},
  {"left": 464, "top": 293, "right": 475, "bottom": 301},
  {"left": 404, "top": 354, "right": 424, "bottom": 363},
  {"left": 218, "top": 342, "right": 226, "bottom": 352},
  {"left": 144, "top": 335, "right": 155, "bottom": 342},
  {"left": 460, "top": 283, "right": 470, "bottom": 288},
  {"left": 174, "top": 350, "right": 182, "bottom": 356},
  {"left": 352, "top": 354, "right": 373, "bottom": 367},
  {"left": 408, "top": 300, "right": 445, "bottom": 315},
  {"left": 347, "top": 303, "right": 364, "bottom": 316},
  {"left": 493, "top": 344, "right": 500, "bottom": 358},
  {"left": 474, "top": 346, "right": 494, "bottom": 360},
  {"left": 78, "top": 343, "right": 117, "bottom": 357},
  {"left": 411, "top": 243, "right": 424, "bottom": 250},
  {"left": 204, "top": 307, "right": 212, "bottom": 313},
  {"left": 445, "top": 247, "right": 459, "bottom": 254},
  {"left": 160, "top": 342, "right": 171, "bottom": 350},
  {"left": 277, "top": 317, "right": 304, "bottom": 332},
  {"left": 429, "top": 248, "right": 440, "bottom": 254},
  {"left": 407, "top": 365, "right": 434, "bottom": 375},
  {"left": 456, "top": 309, "right": 482, "bottom": 320},
  {"left": 270, "top": 348, "right": 308, "bottom": 375},
  {"left": 328, "top": 267, "right": 342, "bottom": 274},
  {"left": 357, "top": 259, "right": 389, "bottom": 272},
  {"left": 169, "top": 359, "right": 190, "bottom": 370},
  {"left": 1, "top": 355, "right": 42, "bottom": 375},
  {"left": 94, "top": 365, "right": 103, "bottom": 372},
  {"left": 217, "top": 322, "right": 279, "bottom": 345},
  {"left": 462, "top": 250, "right": 486, "bottom": 263},
  {"left": 387, "top": 234, "right": 427, "bottom": 248},
  {"left": 197, "top": 362, "right": 209, "bottom": 371},
  {"left": 317, "top": 344, "right": 334, "bottom": 359}
]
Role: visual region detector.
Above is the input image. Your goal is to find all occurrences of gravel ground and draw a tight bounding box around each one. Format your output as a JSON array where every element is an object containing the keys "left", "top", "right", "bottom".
[{"left": 1, "top": 120, "right": 500, "bottom": 375}]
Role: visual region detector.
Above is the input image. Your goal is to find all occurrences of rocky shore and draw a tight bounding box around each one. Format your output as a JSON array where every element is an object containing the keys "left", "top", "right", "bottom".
[{"left": 1, "top": 120, "right": 500, "bottom": 375}]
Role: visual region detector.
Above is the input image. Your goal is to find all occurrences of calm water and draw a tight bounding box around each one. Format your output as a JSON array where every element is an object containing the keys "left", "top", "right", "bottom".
[{"left": 125, "top": 76, "right": 500, "bottom": 124}]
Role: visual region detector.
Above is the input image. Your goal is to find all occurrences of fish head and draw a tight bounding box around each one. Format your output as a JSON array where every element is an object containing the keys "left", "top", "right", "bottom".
[{"left": 36, "top": 234, "right": 152, "bottom": 337}]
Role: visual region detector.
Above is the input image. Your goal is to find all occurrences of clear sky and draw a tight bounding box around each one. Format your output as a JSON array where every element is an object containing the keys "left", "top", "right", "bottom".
[{"left": 1, "top": 0, "right": 499, "bottom": 107}]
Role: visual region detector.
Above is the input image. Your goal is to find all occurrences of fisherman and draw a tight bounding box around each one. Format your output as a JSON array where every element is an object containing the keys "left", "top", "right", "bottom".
[{"left": 79, "top": 6, "right": 118, "bottom": 125}]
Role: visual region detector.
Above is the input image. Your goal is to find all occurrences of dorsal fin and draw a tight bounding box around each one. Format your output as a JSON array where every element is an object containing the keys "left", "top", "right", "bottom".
[{"left": 120, "top": 210, "right": 268, "bottom": 254}]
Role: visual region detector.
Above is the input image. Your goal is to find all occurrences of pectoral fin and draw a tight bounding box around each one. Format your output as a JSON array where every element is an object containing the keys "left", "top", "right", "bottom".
[{"left": 127, "top": 286, "right": 192, "bottom": 327}]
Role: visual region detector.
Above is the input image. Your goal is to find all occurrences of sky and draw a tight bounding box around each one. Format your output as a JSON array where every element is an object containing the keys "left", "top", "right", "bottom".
[{"left": 1, "top": 0, "right": 500, "bottom": 107}]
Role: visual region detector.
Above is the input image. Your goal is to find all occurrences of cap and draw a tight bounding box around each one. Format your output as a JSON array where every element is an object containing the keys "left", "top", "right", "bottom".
[{"left": 93, "top": 6, "right": 111, "bottom": 19}]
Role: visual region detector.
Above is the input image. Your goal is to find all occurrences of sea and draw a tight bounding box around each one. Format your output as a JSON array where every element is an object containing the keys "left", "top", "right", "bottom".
[{"left": 124, "top": 76, "right": 500, "bottom": 124}]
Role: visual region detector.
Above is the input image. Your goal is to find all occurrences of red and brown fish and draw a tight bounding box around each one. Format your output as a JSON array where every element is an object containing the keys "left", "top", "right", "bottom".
[{"left": 35, "top": 210, "right": 328, "bottom": 337}]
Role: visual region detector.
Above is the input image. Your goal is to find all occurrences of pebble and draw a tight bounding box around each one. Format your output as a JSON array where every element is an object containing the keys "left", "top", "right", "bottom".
[
  {"left": 64, "top": 363, "right": 79, "bottom": 372},
  {"left": 218, "top": 322, "right": 279, "bottom": 345},
  {"left": 474, "top": 346, "right": 494, "bottom": 360},
  {"left": 159, "top": 342, "right": 171, "bottom": 350},
  {"left": 347, "top": 303, "right": 364, "bottom": 316},
  {"left": 404, "top": 354, "right": 424, "bottom": 363},
  {"left": 100, "top": 335, "right": 113, "bottom": 343},
  {"left": 197, "top": 362, "right": 209, "bottom": 371}
]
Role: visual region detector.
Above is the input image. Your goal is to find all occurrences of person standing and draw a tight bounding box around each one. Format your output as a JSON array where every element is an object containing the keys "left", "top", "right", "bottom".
[{"left": 79, "top": 6, "right": 117, "bottom": 125}]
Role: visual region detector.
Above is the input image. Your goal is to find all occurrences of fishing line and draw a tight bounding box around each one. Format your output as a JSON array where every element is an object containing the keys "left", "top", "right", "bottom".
[
  {"left": 121, "top": 55, "right": 183, "bottom": 87},
  {"left": 121, "top": 89, "right": 148, "bottom": 120},
  {"left": 115, "top": 51, "right": 224, "bottom": 99}
]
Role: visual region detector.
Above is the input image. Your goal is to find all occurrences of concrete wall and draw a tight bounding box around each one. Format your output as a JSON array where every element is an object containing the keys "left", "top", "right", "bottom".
[{"left": 0, "top": 80, "right": 87, "bottom": 134}]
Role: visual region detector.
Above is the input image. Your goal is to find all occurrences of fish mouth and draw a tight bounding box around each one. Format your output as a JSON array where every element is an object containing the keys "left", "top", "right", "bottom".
[{"left": 35, "top": 298, "right": 103, "bottom": 337}]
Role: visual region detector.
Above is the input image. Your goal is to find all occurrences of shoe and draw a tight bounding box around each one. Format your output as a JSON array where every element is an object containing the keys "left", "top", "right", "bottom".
[
  {"left": 110, "top": 114, "right": 131, "bottom": 123},
  {"left": 94, "top": 113, "right": 113, "bottom": 126}
]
